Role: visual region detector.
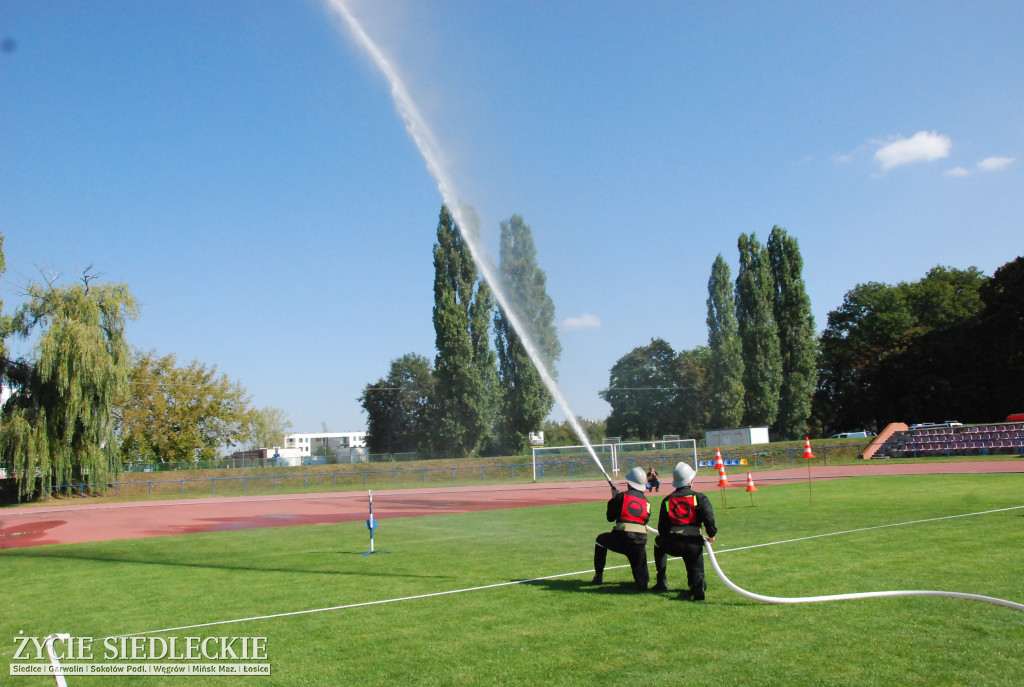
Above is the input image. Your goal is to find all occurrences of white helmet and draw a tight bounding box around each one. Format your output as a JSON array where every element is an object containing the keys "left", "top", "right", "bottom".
[
  {"left": 625, "top": 467, "right": 647, "bottom": 491},
  {"left": 673, "top": 462, "right": 696, "bottom": 487}
]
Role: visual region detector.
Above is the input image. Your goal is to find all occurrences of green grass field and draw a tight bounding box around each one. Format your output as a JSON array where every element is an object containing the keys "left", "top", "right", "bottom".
[{"left": 3, "top": 474, "right": 1022, "bottom": 686}]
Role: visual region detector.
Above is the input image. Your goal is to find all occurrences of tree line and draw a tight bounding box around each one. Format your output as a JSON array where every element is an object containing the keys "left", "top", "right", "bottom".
[
  {"left": 360, "top": 207, "right": 561, "bottom": 458},
  {"left": 601, "top": 241, "right": 1022, "bottom": 442},
  {"left": 3, "top": 214, "right": 1019, "bottom": 499},
  {"left": 0, "top": 234, "right": 292, "bottom": 499},
  {"left": 814, "top": 259, "right": 1023, "bottom": 433},
  {"left": 362, "top": 210, "right": 1023, "bottom": 453},
  {"left": 602, "top": 226, "right": 817, "bottom": 441}
]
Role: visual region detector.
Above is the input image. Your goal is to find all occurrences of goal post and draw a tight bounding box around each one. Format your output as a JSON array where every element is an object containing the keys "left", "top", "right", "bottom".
[{"left": 531, "top": 438, "right": 697, "bottom": 483}]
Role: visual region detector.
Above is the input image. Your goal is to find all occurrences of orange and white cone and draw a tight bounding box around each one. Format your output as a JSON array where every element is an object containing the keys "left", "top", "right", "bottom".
[
  {"left": 745, "top": 471, "right": 757, "bottom": 492},
  {"left": 716, "top": 449, "right": 730, "bottom": 487},
  {"left": 803, "top": 437, "right": 815, "bottom": 460}
]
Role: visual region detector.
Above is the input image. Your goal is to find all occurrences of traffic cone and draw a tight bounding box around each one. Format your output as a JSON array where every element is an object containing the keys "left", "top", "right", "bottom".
[
  {"left": 745, "top": 471, "right": 757, "bottom": 492},
  {"left": 803, "top": 437, "right": 815, "bottom": 460},
  {"left": 716, "top": 449, "right": 730, "bottom": 487}
]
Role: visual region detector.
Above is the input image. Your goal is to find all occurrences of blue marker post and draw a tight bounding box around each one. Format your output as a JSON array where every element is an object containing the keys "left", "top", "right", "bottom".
[{"left": 364, "top": 489, "right": 391, "bottom": 556}]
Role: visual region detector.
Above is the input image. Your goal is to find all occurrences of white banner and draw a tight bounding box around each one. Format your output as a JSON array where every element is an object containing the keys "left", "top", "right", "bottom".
[{"left": 12, "top": 663, "right": 271, "bottom": 676}]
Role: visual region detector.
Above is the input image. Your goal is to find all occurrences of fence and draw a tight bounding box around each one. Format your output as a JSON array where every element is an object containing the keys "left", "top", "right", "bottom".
[
  {"left": 121, "top": 451, "right": 425, "bottom": 473},
  {"left": 36, "top": 445, "right": 846, "bottom": 501}
]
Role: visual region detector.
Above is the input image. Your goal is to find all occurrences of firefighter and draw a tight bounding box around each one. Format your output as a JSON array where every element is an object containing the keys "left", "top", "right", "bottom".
[
  {"left": 651, "top": 461, "right": 717, "bottom": 600},
  {"left": 590, "top": 466, "right": 651, "bottom": 590}
]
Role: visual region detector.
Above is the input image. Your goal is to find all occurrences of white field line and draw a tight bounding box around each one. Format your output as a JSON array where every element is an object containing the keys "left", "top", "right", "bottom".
[{"left": 98, "top": 504, "right": 1024, "bottom": 640}]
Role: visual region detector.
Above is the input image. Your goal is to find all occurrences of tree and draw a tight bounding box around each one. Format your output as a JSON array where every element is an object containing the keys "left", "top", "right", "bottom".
[
  {"left": 116, "top": 350, "right": 253, "bottom": 463},
  {"left": 602, "top": 338, "right": 680, "bottom": 440},
  {"left": 1, "top": 273, "right": 137, "bottom": 499},
  {"left": 974, "top": 256, "right": 1024, "bottom": 417},
  {"left": 542, "top": 418, "right": 606, "bottom": 447},
  {"left": 676, "top": 346, "right": 711, "bottom": 440},
  {"left": 735, "top": 233, "right": 782, "bottom": 428},
  {"left": 0, "top": 234, "right": 7, "bottom": 364},
  {"left": 247, "top": 406, "right": 293, "bottom": 450},
  {"left": 470, "top": 279, "right": 501, "bottom": 455},
  {"left": 767, "top": 226, "right": 817, "bottom": 439},
  {"left": 814, "top": 266, "right": 988, "bottom": 432},
  {"left": 430, "top": 205, "right": 496, "bottom": 458},
  {"left": 359, "top": 353, "right": 434, "bottom": 455},
  {"left": 494, "top": 214, "right": 561, "bottom": 455},
  {"left": 706, "top": 254, "right": 745, "bottom": 428}
]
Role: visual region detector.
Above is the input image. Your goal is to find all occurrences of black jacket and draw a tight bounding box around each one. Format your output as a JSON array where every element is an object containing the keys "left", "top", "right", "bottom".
[
  {"left": 606, "top": 487, "right": 651, "bottom": 525},
  {"left": 656, "top": 486, "right": 717, "bottom": 538}
]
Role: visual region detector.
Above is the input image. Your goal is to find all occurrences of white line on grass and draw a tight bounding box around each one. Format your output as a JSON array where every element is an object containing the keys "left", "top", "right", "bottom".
[{"left": 101, "top": 504, "right": 1024, "bottom": 640}]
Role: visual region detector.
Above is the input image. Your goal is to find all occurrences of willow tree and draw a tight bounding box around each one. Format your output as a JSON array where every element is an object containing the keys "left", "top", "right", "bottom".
[
  {"left": 494, "top": 214, "right": 561, "bottom": 455},
  {"left": 1, "top": 274, "right": 137, "bottom": 499}
]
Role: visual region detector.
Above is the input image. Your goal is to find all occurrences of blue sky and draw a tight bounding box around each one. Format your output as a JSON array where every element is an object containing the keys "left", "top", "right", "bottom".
[{"left": 2, "top": 1, "right": 1021, "bottom": 435}]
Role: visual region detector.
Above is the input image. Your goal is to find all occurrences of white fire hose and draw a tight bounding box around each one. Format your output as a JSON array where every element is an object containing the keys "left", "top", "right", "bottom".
[
  {"left": 644, "top": 525, "right": 1023, "bottom": 612},
  {"left": 701, "top": 538, "right": 1024, "bottom": 612},
  {"left": 44, "top": 633, "right": 70, "bottom": 687}
]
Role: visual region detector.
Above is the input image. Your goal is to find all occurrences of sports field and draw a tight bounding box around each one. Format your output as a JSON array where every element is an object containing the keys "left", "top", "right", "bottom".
[{"left": 2, "top": 472, "right": 1022, "bottom": 685}]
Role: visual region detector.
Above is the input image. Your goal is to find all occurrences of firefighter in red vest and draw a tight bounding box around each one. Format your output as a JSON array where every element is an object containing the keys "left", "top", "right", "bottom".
[
  {"left": 651, "top": 462, "right": 717, "bottom": 600},
  {"left": 589, "top": 466, "right": 651, "bottom": 590}
]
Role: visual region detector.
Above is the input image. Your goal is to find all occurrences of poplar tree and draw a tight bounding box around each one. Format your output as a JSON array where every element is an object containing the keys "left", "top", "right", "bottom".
[
  {"left": 735, "top": 233, "right": 782, "bottom": 428},
  {"left": 430, "top": 205, "right": 495, "bottom": 457},
  {"left": 470, "top": 279, "right": 500, "bottom": 455},
  {"left": 1, "top": 272, "right": 137, "bottom": 499},
  {"left": 767, "top": 226, "right": 817, "bottom": 439},
  {"left": 494, "top": 215, "right": 560, "bottom": 454},
  {"left": 706, "top": 254, "right": 745, "bottom": 428}
]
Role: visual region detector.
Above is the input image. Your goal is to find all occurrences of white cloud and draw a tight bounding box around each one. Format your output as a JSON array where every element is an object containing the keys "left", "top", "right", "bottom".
[
  {"left": 943, "top": 166, "right": 971, "bottom": 177},
  {"left": 560, "top": 313, "right": 601, "bottom": 331},
  {"left": 874, "top": 131, "right": 952, "bottom": 169},
  {"left": 977, "top": 156, "right": 1016, "bottom": 171}
]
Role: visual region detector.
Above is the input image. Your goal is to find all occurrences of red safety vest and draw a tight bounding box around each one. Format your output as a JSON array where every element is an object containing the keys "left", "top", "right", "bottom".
[
  {"left": 618, "top": 493, "right": 650, "bottom": 524},
  {"left": 666, "top": 494, "right": 698, "bottom": 527}
]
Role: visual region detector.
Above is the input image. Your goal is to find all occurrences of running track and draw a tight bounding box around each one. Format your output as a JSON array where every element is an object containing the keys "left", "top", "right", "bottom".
[{"left": 1, "top": 461, "right": 1021, "bottom": 549}]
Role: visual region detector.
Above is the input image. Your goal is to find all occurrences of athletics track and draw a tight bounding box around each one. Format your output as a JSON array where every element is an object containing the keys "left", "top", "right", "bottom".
[{"left": 1, "top": 461, "right": 1021, "bottom": 549}]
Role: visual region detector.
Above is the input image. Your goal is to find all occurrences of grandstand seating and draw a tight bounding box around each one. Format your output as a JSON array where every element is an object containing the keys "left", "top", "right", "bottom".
[{"left": 881, "top": 422, "right": 1024, "bottom": 458}]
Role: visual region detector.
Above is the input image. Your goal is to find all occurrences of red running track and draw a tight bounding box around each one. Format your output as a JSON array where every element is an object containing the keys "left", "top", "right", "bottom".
[{"left": 1, "top": 461, "right": 1021, "bottom": 549}]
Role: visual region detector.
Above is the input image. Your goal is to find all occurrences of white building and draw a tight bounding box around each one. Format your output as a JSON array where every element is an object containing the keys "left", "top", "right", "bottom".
[
  {"left": 705, "top": 426, "right": 770, "bottom": 447},
  {"left": 283, "top": 431, "right": 367, "bottom": 458}
]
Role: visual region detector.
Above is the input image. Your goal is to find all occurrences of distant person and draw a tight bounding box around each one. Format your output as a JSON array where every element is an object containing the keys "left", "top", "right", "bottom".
[
  {"left": 590, "top": 467, "right": 651, "bottom": 591},
  {"left": 646, "top": 468, "right": 660, "bottom": 492},
  {"left": 651, "top": 462, "right": 717, "bottom": 600}
]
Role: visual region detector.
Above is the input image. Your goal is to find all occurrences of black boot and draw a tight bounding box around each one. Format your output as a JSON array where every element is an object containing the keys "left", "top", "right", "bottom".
[{"left": 651, "top": 572, "right": 668, "bottom": 592}]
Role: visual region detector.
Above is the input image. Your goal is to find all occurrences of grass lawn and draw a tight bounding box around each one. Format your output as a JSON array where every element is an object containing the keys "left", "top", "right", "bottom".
[{"left": 2, "top": 474, "right": 1022, "bottom": 685}]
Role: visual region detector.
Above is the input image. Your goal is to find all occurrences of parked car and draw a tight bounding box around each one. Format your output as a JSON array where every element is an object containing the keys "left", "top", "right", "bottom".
[
  {"left": 829, "top": 431, "right": 875, "bottom": 439},
  {"left": 908, "top": 421, "right": 962, "bottom": 430}
]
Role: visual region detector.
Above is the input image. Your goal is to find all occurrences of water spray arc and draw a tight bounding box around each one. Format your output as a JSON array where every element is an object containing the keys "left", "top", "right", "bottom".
[{"left": 329, "top": 1, "right": 615, "bottom": 487}]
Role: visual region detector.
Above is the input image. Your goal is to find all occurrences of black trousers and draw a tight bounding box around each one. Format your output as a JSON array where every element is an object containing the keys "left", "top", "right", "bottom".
[
  {"left": 594, "top": 530, "right": 649, "bottom": 590},
  {"left": 654, "top": 534, "right": 706, "bottom": 599}
]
